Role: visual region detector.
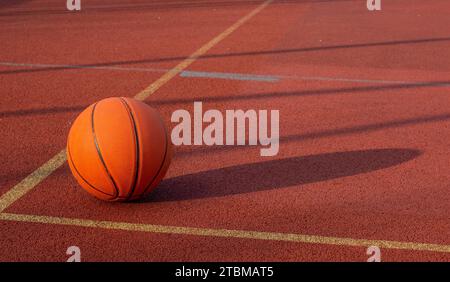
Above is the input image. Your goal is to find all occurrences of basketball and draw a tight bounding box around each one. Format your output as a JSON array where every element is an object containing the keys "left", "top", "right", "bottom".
[{"left": 66, "top": 97, "right": 171, "bottom": 201}]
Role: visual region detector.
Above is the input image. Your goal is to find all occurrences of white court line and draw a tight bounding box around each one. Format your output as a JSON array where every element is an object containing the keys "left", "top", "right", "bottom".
[
  {"left": 0, "top": 61, "right": 168, "bottom": 73},
  {"left": 1, "top": 61, "right": 450, "bottom": 86}
]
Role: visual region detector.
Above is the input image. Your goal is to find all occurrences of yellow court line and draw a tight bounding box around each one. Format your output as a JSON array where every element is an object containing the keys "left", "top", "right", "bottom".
[
  {"left": 1, "top": 212, "right": 450, "bottom": 254},
  {"left": 0, "top": 150, "right": 67, "bottom": 212},
  {"left": 0, "top": 0, "right": 273, "bottom": 213},
  {"left": 135, "top": 0, "right": 273, "bottom": 101}
]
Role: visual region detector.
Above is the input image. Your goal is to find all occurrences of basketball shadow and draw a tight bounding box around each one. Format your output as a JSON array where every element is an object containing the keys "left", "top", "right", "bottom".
[{"left": 143, "top": 148, "right": 420, "bottom": 202}]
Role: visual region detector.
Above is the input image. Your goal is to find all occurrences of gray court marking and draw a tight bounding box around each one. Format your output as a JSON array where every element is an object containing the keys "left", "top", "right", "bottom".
[
  {"left": 180, "top": 70, "right": 279, "bottom": 82},
  {"left": 1, "top": 61, "right": 449, "bottom": 86}
]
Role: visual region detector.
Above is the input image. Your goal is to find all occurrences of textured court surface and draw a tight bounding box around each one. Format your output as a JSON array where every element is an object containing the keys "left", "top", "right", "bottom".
[{"left": 1, "top": 0, "right": 450, "bottom": 261}]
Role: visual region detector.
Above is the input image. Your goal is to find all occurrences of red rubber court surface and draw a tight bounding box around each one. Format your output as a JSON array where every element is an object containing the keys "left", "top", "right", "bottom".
[{"left": 1, "top": 0, "right": 450, "bottom": 261}]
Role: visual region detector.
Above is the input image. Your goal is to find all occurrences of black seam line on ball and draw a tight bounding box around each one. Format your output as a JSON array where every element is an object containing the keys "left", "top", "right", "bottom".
[
  {"left": 118, "top": 97, "right": 140, "bottom": 201},
  {"left": 91, "top": 102, "right": 119, "bottom": 199},
  {"left": 67, "top": 140, "right": 115, "bottom": 198},
  {"left": 141, "top": 114, "right": 169, "bottom": 196}
]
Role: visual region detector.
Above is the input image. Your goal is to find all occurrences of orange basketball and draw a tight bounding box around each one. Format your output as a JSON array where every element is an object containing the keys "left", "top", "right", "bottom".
[{"left": 66, "top": 97, "right": 172, "bottom": 201}]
